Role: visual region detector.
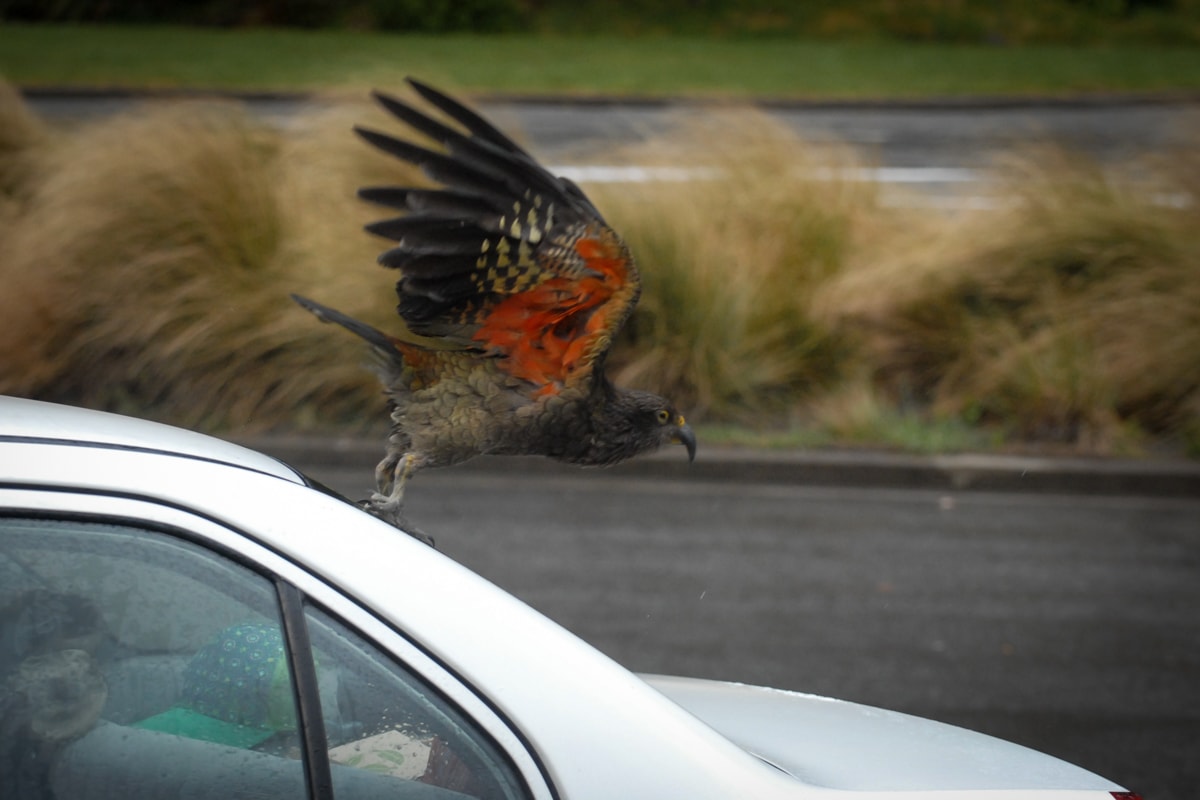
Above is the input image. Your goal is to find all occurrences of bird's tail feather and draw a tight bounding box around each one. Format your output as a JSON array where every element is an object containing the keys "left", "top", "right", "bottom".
[
  {"left": 292, "top": 293, "right": 469, "bottom": 355},
  {"left": 291, "top": 294, "right": 396, "bottom": 353}
]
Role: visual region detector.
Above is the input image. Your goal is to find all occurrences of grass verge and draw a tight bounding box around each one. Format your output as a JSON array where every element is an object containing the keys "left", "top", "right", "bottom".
[{"left": 4, "top": 23, "right": 1200, "bottom": 98}]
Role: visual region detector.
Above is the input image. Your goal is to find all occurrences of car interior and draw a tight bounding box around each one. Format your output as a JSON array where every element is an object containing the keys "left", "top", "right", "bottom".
[{"left": 0, "top": 516, "right": 529, "bottom": 800}]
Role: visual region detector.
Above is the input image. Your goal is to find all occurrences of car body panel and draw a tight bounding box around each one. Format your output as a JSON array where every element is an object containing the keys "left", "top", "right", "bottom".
[
  {"left": 644, "top": 675, "right": 1117, "bottom": 792},
  {"left": 0, "top": 398, "right": 1130, "bottom": 799}
]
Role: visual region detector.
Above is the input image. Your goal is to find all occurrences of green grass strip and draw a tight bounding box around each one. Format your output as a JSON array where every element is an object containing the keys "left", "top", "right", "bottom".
[{"left": 4, "top": 23, "right": 1200, "bottom": 98}]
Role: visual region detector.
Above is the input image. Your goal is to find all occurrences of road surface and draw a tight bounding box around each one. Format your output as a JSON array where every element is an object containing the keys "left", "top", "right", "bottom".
[
  {"left": 296, "top": 457, "right": 1200, "bottom": 800},
  {"left": 25, "top": 91, "right": 1199, "bottom": 201}
]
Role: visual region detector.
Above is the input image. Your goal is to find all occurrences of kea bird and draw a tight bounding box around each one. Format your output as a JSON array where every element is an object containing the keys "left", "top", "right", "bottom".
[{"left": 293, "top": 79, "right": 696, "bottom": 541}]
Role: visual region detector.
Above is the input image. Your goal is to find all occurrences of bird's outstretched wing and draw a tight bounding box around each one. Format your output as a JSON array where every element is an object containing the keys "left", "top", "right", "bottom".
[{"left": 356, "top": 78, "right": 640, "bottom": 395}]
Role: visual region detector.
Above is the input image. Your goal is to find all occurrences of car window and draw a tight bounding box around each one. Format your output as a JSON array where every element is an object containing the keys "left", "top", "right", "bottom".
[
  {"left": 306, "top": 605, "right": 531, "bottom": 800},
  {"left": 1, "top": 515, "right": 537, "bottom": 800},
  {"left": 0, "top": 516, "right": 306, "bottom": 799}
]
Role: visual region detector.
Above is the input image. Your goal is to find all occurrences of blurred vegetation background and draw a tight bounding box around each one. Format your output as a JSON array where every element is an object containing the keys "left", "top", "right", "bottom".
[
  {"left": 3, "top": 0, "right": 1199, "bottom": 43},
  {"left": 0, "top": 2, "right": 1197, "bottom": 456}
]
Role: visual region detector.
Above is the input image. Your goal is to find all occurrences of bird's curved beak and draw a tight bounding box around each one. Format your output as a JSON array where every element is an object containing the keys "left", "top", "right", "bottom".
[{"left": 672, "top": 419, "right": 697, "bottom": 463}]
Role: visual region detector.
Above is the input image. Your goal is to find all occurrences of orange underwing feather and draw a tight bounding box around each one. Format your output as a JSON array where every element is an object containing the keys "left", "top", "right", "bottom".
[{"left": 471, "top": 225, "right": 637, "bottom": 393}]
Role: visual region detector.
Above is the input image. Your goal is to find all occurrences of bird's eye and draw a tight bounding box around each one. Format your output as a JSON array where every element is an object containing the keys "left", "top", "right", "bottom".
[{"left": 656, "top": 409, "right": 671, "bottom": 424}]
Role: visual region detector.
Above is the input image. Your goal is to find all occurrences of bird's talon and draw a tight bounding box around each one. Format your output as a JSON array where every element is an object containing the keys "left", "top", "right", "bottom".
[{"left": 359, "top": 497, "right": 435, "bottom": 548}]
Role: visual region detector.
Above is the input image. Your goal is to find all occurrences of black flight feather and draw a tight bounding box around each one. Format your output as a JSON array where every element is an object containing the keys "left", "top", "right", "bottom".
[{"left": 404, "top": 78, "right": 535, "bottom": 161}]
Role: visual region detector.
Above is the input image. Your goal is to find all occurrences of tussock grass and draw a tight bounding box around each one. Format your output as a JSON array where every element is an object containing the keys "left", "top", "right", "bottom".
[
  {"left": 0, "top": 80, "right": 47, "bottom": 206},
  {"left": 591, "top": 111, "right": 883, "bottom": 419},
  {"left": 1, "top": 84, "right": 1196, "bottom": 453},
  {"left": 0, "top": 90, "right": 421, "bottom": 430},
  {"left": 820, "top": 144, "right": 1200, "bottom": 451}
]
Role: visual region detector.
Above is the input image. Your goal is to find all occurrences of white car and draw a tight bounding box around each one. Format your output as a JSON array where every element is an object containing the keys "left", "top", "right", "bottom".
[{"left": 0, "top": 396, "right": 1140, "bottom": 800}]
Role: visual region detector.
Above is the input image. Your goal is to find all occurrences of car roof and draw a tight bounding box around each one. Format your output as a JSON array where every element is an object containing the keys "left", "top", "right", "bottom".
[{"left": 0, "top": 396, "right": 304, "bottom": 483}]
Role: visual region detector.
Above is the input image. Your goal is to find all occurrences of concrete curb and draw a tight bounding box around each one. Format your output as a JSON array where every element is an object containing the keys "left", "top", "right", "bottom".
[{"left": 237, "top": 435, "right": 1200, "bottom": 499}]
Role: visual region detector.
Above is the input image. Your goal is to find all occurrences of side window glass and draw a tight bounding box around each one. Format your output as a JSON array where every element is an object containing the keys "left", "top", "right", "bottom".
[
  {"left": 304, "top": 605, "right": 531, "bottom": 800},
  {"left": 0, "top": 517, "right": 306, "bottom": 800}
]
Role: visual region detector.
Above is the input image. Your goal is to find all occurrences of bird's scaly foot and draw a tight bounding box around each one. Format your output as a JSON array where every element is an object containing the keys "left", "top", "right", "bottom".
[
  {"left": 363, "top": 453, "right": 433, "bottom": 546},
  {"left": 359, "top": 497, "right": 435, "bottom": 547}
]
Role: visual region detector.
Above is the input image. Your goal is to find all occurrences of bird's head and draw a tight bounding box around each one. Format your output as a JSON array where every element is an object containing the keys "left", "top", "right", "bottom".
[{"left": 598, "top": 389, "right": 696, "bottom": 465}]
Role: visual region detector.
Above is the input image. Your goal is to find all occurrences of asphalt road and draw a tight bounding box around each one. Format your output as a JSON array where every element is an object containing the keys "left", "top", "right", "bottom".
[
  {"left": 25, "top": 92, "right": 1199, "bottom": 201},
  {"left": 295, "top": 457, "right": 1200, "bottom": 800},
  {"left": 484, "top": 97, "right": 1195, "bottom": 165}
]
